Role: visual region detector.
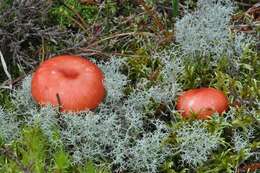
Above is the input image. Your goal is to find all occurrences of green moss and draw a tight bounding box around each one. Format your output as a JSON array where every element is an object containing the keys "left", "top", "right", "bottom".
[
  {"left": 127, "top": 48, "right": 160, "bottom": 83},
  {"left": 49, "top": 0, "right": 98, "bottom": 27},
  {"left": 0, "top": 0, "right": 13, "bottom": 12}
]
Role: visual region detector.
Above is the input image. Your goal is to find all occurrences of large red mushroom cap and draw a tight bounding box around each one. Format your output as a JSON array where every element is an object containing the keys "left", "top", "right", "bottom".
[
  {"left": 31, "top": 55, "right": 105, "bottom": 112},
  {"left": 176, "top": 87, "right": 229, "bottom": 119}
]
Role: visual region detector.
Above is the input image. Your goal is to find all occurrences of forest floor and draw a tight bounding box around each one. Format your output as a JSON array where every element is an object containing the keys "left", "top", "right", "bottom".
[{"left": 0, "top": 0, "right": 259, "bottom": 173}]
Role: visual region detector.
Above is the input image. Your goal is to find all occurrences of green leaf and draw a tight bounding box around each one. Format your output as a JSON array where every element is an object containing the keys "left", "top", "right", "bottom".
[
  {"left": 54, "top": 150, "right": 71, "bottom": 171},
  {"left": 85, "top": 161, "right": 96, "bottom": 173},
  {"left": 172, "top": 0, "right": 179, "bottom": 17}
]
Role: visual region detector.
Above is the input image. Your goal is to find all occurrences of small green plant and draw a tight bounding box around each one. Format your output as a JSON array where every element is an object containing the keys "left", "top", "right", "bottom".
[
  {"left": 50, "top": 0, "right": 98, "bottom": 27},
  {"left": 0, "top": 125, "right": 112, "bottom": 173}
]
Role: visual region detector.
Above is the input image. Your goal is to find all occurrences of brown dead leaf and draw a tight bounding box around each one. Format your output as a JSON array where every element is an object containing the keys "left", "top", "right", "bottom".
[
  {"left": 148, "top": 68, "right": 160, "bottom": 81},
  {"left": 232, "top": 24, "right": 254, "bottom": 33},
  {"left": 231, "top": 3, "right": 260, "bottom": 34},
  {"left": 237, "top": 163, "right": 260, "bottom": 173},
  {"left": 246, "top": 2, "right": 260, "bottom": 21},
  {"left": 78, "top": 0, "right": 98, "bottom": 5}
]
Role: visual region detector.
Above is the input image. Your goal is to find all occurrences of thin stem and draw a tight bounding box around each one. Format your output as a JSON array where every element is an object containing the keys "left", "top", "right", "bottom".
[
  {"left": 0, "top": 145, "right": 31, "bottom": 173},
  {"left": 56, "top": 93, "right": 62, "bottom": 114}
]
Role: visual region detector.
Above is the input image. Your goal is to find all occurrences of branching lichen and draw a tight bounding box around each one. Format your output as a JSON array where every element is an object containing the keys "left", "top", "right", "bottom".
[
  {"left": 0, "top": 107, "right": 19, "bottom": 142},
  {"left": 175, "top": 0, "right": 252, "bottom": 59},
  {"left": 176, "top": 121, "right": 221, "bottom": 167},
  {"left": 99, "top": 57, "right": 128, "bottom": 103}
]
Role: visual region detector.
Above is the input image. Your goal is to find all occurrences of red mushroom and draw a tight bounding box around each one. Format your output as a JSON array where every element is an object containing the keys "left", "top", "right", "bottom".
[
  {"left": 176, "top": 87, "right": 228, "bottom": 119},
  {"left": 31, "top": 55, "right": 105, "bottom": 112}
]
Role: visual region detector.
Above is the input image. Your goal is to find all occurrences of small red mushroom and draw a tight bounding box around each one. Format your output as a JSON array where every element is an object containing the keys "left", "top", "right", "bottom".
[
  {"left": 31, "top": 55, "right": 105, "bottom": 112},
  {"left": 176, "top": 87, "right": 229, "bottom": 119}
]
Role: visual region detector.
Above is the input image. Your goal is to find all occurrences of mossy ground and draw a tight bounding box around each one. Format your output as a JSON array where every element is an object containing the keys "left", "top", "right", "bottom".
[{"left": 0, "top": 0, "right": 259, "bottom": 173}]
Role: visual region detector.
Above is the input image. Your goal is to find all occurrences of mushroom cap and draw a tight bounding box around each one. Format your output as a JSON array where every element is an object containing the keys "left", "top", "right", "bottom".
[
  {"left": 176, "top": 87, "right": 229, "bottom": 119},
  {"left": 31, "top": 55, "right": 105, "bottom": 112}
]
